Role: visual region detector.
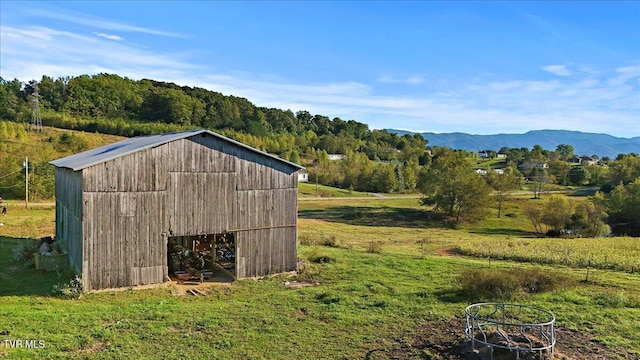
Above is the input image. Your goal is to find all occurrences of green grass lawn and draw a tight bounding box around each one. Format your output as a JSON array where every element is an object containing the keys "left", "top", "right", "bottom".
[
  {"left": 1, "top": 197, "right": 639, "bottom": 359},
  {"left": 298, "top": 182, "right": 374, "bottom": 198},
  {"left": 0, "top": 203, "right": 56, "bottom": 239}
]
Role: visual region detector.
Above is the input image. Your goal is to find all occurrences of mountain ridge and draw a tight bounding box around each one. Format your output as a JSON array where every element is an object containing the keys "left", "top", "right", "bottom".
[{"left": 386, "top": 129, "right": 640, "bottom": 158}]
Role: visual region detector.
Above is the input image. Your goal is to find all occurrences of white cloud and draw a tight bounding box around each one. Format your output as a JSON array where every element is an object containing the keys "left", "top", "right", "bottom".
[
  {"left": 542, "top": 64, "right": 572, "bottom": 76},
  {"left": 1, "top": 19, "right": 638, "bottom": 137},
  {"left": 0, "top": 24, "right": 195, "bottom": 81},
  {"left": 608, "top": 65, "right": 640, "bottom": 86},
  {"left": 377, "top": 74, "right": 425, "bottom": 85},
  {"left": 94, "top": 32, "right": 123, "bottom": 41},
  {"left": 488, "top": 81, "right": 523, "bottom": 91},
  {"left": 26, "top": 8, "right": 183, "bottom": 38},
  {"left": 406, "top": 75, "right": 425, "bottom": 85}
]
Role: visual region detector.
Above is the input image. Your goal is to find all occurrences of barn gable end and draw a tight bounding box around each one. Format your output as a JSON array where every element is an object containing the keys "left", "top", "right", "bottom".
[{"left": 51, "top": 130, "right": 303, "bottom": 291}]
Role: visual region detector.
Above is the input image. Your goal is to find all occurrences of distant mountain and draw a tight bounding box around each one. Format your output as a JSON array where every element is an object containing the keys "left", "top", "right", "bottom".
[{"left": 386, "top": 129, "right": 640, "bottom": 159}]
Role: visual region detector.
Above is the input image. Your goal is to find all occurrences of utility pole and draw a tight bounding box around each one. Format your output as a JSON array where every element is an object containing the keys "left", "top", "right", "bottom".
[
  {"left": 313, "top": 159, "right": 319, "bottom": 195},
  {"left": 24, "top": 157, "right": 29, "bottom": 209}
]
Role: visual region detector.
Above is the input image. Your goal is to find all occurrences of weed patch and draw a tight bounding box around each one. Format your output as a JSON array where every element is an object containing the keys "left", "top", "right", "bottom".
[
  {"left": 12, "top": 238, "right": 39, "bottom": 264},
  {"left": 298, "top": 232, "right": 340, "bottom": 247},
  {"left": 306, "top": 247, "right": 333, "bottom": 264},
  {"left": 367, "top": 240, "right": 383, "bottom": 254},
  {"left": 459, "top": 267, "right": 573, "bottom": 301},
  {"left": 52, "top": 276, "right": 83, "bottom": 299}
]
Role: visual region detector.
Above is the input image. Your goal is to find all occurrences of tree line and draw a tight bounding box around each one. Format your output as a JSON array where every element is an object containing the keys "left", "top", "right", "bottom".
[
  {"left": 419, "top": 147, "right": 639, "bottom": 236},
  {"left": 1, "top": 74, "right": 638, "bottom": 235},
  {"left": 0, "top": 74, "right": 429, "bottom": 162}
]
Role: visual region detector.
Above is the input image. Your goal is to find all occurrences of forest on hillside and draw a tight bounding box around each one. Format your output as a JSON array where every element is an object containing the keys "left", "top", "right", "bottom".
[
  {"left": 1, "top": 74, "right": 639, "bottom": 236},
  {"left": 0, "top": 74, "right": 429, "bottom": 162}
]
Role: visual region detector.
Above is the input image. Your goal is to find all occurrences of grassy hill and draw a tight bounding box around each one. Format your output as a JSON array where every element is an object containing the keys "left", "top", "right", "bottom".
[
  {"left": 298, "top": 182, "right": 374, "bottom": 198},
  {"left": 0, "top": 121, "right": 124, "bottom": 200}
]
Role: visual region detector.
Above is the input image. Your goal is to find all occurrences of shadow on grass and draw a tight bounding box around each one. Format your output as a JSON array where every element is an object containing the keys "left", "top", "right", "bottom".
[
  {"left": 567, "top": 187, "right": 599, "bottom": 197},
  {"left": 0, "top": 236, "right": 72, "bottom": 297},
  {"left": 469, "top": 228, "right": 537, "bottom": 237},
  {"left": 298, "top": 206, "right": 448, "bottom": 229},
  {"left": 433, "top": 288, "right": 467, "bottom": 303}
]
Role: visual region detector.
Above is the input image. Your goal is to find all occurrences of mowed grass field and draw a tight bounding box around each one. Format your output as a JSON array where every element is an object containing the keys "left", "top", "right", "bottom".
[{"left": 0, "top": 196, "right": 639, "bottom": 359}]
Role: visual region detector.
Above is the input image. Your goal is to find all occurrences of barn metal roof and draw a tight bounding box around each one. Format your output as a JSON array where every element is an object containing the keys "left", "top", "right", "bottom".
[{"left": 50, "top": 129, "right": 304, "bottom": 171}]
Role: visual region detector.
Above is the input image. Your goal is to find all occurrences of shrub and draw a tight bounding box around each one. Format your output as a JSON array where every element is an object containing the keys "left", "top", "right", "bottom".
[
  {"left": 321, "top": 235, "right": 340, "bottom": 247},
  {"left": 459, "top": 267, "right": 571, "bottom": 301},
  {"left": 51, "top": 276, "right": 83, "bottom": 299},
  {"left": 295, "top": 261, "right": 319, "bottom": 283},
  {"left": 545, "top": 229, "right": 562, "bottom": 238},
  {"left": 367, "top": 240, "right": 383, "bottom": 254},
  {"left": 12, "top": 239, "right": 40, "bottom": 265},
  {"left": 298, "top": 233, "right": 340, "bottom": 247},
  {"left": 459, "top": 269, "right": 520, "bottom": 301},
  {"left": 298, "top": 233, "right": 318, "bottom": 246},
  {"left": 306, "top": 247, "right": 332, "bottom": 264},
  {"left": 519, "top": 267, "right": 558, "bottom": 293}
]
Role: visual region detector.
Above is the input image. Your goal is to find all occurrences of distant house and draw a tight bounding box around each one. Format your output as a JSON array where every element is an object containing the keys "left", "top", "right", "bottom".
[
  {"left": 476, "top": 168, "right": 505, "bottom": 176},
  {"left": 579, "top": 156, "right": 597, "bottom": 166},
  {"left": 479, "top": 151, "right": 490, "bottom": 159},
  {"left": 328, "top": 154, "right": 347, "bottom": 161},
  {"left": 569, "top": 156, "right": 582, "bottom": 164},
  {"left": 569, "top": 156, "right": 597, "bottom": 166},
  {"left": 496, "top": 153, "right": 507, "bottom": 159},
  {"left": 298, "top": 170, "right": 309, "bottom": 182},
  {"left": 517, "top": 160, "right": 548, "bottom": 170}
]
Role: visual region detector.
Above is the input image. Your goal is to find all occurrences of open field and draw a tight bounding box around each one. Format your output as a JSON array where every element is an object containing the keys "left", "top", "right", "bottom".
[
  {"left": 1, "top": 196, "right": 639, "bottom": 359},
  {"left": 298, "top": 182, "right": 374, "bottom": 198},
  {"left": 0, "top": 203, "right": 55, "bottom": 239}
]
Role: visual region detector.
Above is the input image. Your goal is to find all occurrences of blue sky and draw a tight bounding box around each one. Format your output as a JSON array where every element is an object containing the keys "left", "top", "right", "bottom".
[{"left": 1, "top": 1, "right": 639, "bottom": 137}]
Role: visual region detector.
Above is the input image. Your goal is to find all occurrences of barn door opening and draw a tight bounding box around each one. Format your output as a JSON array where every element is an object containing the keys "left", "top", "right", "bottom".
[
  {"left": 166, "top": 233, "right": 235, "bottom": 283},
  {"left": 213, "top": 232, "right": 236, "bottom": 277}
]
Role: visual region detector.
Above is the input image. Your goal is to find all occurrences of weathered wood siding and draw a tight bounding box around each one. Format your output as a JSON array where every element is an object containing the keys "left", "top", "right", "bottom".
[
  {"left": 166, "top": 172, "right": 237, "bottom": 235},
  {"left": 82, "top": 191, "right": 166, "bottom": 290},
  {"left": 83, "top": 145, "right": 169, "bottom": 192},
  {"left": 234, "top": 187, "right": 297, "bottom": 278},
  {"left": 54, "top": 168, "right": 83, "bottom": 276},
  {"left": 236, "top": 227, "right": 297, "bottom": 278},
  {"left": 58, "top": 131, "right": 299, "bottom": 290}
]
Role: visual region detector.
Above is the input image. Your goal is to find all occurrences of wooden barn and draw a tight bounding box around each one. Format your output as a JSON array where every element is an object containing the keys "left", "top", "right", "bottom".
[{"left": 50, "top": 129, "right": 303, "bottom": 291}]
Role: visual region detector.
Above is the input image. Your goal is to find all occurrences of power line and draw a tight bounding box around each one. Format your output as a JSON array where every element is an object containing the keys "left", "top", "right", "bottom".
[
  {"left": 0, "top": 168, "right": 22, "bottom": 179},
  {"left": 0, "top": 183, "right": 21, "bottom": 189}
]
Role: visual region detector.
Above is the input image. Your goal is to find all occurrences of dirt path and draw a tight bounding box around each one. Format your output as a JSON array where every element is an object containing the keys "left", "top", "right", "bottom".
[{"left": 432, "top": 246, "right": 459, "bottom": 257}]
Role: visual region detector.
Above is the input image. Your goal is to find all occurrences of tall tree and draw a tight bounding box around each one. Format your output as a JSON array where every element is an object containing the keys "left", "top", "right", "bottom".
[
  {"left": 568, "top": 166, "right": 591, "bottom": 185},
  {"left": 556, "top": 144, "right": 575, "bottom": 161},
  {"left": 605, "top": 178, "right": 640, "bottom": 236},
  {"left": 540, "top": 195, "right": 574, "bottom": 233},
  {"left": 369, "top": 163, "right": 398, "bottom": 193},
  {"left": 523, "top": 202, "right": 545, "bottom": 234},
  {"left": 485, "top": 167, "right": 522, "bottom": 218},
  {"left": 607, "top": 154, "right": 640, "bottom": 187},
  {"left": 530, "top": 168, "right": 552, "bottom": 199},
  {"left": 418, "top": 150, "right": 492, "bottom": 223},
  {"left": 548, "top": 160, "right": 570, "bottom": 185},
  {"left": 568, "top": 195, "right": 608, "bottom": 237}
]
